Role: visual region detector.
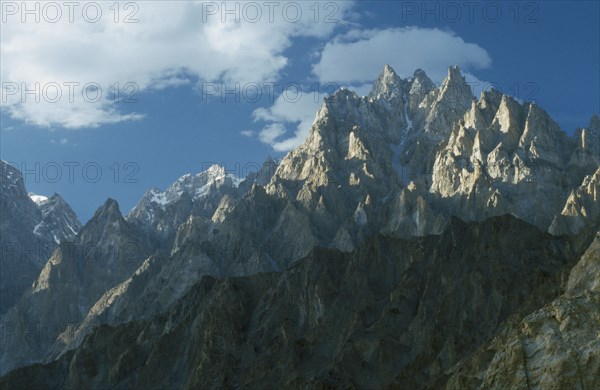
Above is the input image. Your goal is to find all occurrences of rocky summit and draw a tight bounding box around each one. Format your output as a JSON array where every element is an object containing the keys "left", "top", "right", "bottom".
[{"left": 0, "top": 65, "right": 598, "bottom": 388}]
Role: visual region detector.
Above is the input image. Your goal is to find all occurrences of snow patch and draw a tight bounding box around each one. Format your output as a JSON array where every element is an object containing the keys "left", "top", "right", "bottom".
[
  {"left": 29, "top": 193, "right": 49, "bottom": 205},
  {"left": 149, "top": 190, "right": 168, "bottom": 206},
  {"left": 66, "top": 221, "right": 78, "bottom": 236}
]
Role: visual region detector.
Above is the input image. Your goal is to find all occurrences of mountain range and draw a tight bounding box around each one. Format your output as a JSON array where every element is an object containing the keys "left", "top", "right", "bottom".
[{"left": 0, "top": 65, "right": 598, "bottom": 388}]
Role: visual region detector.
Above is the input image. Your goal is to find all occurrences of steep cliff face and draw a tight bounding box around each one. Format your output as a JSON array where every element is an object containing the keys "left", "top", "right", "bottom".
[
  {"left": 1, "top": 216, "right": 594, "bottom": 390},
  {"left": 430, "top": 229, "right": 600, "bottom": 390}
]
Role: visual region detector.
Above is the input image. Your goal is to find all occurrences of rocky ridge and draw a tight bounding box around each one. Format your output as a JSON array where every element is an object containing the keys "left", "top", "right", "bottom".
[{"left": 0, "top": 216, "right": 596, "bottom": 389}]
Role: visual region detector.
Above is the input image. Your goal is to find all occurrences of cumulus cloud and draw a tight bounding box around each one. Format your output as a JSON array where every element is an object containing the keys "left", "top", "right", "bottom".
[
  {"left": 313, "top": 27, "right": 491, "bottom": 83},
  {"left": 0, "top": 1, "right": 355, "bottom": 128}
]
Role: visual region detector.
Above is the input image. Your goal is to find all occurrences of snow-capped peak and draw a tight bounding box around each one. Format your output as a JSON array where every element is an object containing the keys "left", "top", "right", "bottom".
[{"left": 131, "top": 165, "right": 243, "bottom": 219}]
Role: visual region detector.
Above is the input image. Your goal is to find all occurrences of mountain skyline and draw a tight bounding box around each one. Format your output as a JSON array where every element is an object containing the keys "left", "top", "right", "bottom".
[
  {"left": 3, "top": 63, "right": 599, "bottom": 225},
  {"left": 1, "top": 1, "right": 599, "bottom": 222}
]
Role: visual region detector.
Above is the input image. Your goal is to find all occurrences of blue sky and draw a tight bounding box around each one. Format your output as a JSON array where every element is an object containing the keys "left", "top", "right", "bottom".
[{"left": 1, "top": 1, "right": 599, "bottom": 222}]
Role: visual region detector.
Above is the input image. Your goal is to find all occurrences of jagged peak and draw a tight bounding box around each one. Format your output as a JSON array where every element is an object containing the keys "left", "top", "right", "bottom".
[
  {"left": 411, "top": 68, "right": 434, "bottom": 86},
  {"left": 440, "top": 65, "right": 470, "bottom": 90},
  {"left": 369, "top": 64, "right": 403, "bottom": 100},
  {"left": 382, "top": 64, "right": 397, "bottom": 76},
  {"left": 446, "top": 65, "right": 463, "bottom": 80},
  {"left": 67, "top": 198, "right": 124, "bottom": 242},
  {"left": 408, "top": 68, "right": 435, "bottom": 102},
  {"left": 522, "top": 101, "right": 564, "bottom": 138},
  {"left": 76, "top": 198, "right": 128, "bottom": 242},
  {"left": 92, "top": 198, "right": 122, "bottom": 221},
  {"left": 435, "top": 65, "right": 474, "bottom": 109},
  {"left": 524, "top": 101, "right": 550, "bottom": 123}
]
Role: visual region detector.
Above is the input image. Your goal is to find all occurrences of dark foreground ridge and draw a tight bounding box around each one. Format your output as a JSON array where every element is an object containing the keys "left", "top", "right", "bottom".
[{"left": 2, "top": 215, "right": 597, "bottom": 389}]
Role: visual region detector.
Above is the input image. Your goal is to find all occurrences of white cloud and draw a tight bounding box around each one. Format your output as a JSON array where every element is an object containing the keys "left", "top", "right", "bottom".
[
  {"left": 252, "top": 91, "right": 322, "bottom": 152},
  {"left": 0, "top": 1, "right": 355, "bottom": 128},
  {"left": 313, "top": 27, "right": 491, "bottom": 83}
]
